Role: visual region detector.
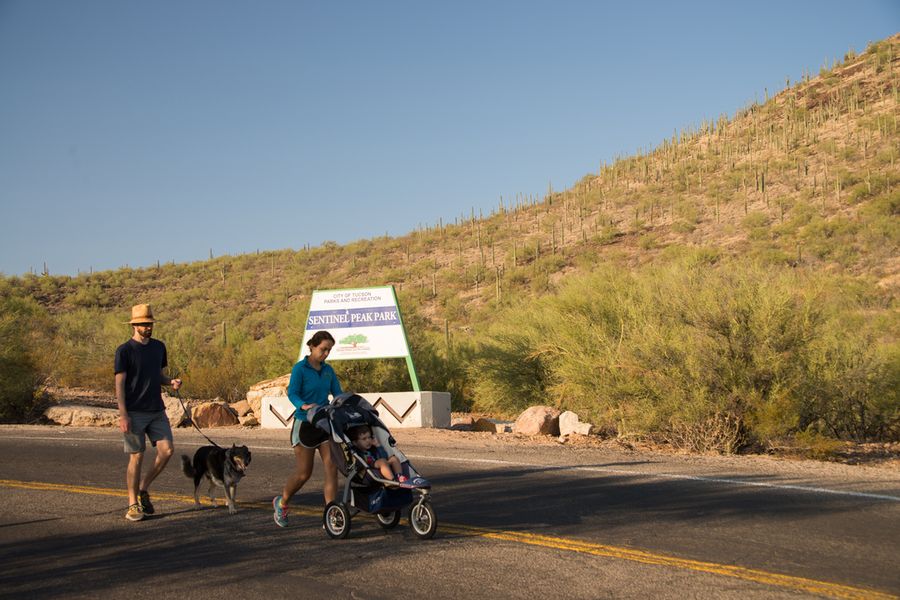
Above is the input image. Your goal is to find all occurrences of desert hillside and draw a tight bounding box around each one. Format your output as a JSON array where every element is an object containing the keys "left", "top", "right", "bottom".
[{"left": 2, "top": 35, "right": 897, "bottom": 452}]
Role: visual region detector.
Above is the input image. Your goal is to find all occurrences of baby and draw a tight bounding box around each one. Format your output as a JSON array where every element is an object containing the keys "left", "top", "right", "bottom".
[{"left": 348, "top": 424, "right": 408, "bottom": 483}]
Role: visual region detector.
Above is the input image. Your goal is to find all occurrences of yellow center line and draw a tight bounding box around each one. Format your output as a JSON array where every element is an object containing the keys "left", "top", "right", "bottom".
[{"left": 1, "top": 478, "right": 895, "bottom": 600}]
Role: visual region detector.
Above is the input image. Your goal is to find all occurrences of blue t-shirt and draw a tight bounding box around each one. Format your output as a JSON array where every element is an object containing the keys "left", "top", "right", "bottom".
[
  {"left": 286, "top": 357, "right": 343, "bottom": 421},
  {"left": 114, "top": 338, "right": 168, "bottom": 412},
  {"left": 360, "top": 446, "right": 388, "bottom": 466}
]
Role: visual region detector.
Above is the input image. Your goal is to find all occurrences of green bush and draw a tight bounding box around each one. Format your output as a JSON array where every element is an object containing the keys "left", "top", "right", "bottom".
[
  {"left": 672, "top": 219, "right": 697, "bottom": 234},
  {"left": 743, "top": 211, "right": 770, "bottom": 239},
  {"left": 863, "top": 188, "right": 900, "bottom": 217},
  {"left": 467, "top": 308, "right": 554, "bottom": 416},
  {"left": 0, "top": 295, "right": 52, "bottom": 421},
  {"left": 802, "top": 324, "right": 900, "bottom": 441},
  {"left": 49, "top": 310, "right": 124, "bottom": 389},
  {"left": 466, "top": 255, "right": 899, "bottom": 450}
]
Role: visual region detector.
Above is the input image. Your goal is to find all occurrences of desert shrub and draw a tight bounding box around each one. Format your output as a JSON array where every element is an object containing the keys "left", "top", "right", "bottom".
[
  {"left": 799, "top": 217, "right": 862, "bottom": 264},
  {"left": 419, "top": 334, "right": 475, "bottom": 411},
  {"left": 802, "top": 323, "right": 900, "bottom": 441},
  {"left": 535, "top": 254, "right": 567, "bottom": 273},
  {"left": 592, "top": 224, "right": 619, "bottom": 244},
  {"left": 49, "top": 310, "right": 125, "bottom": 389},
  {"left": 437, "top": 294, "right": 468, "bottom": 323},
  {"left": 638, "top": 233, "right": 659, "bottom": 250},
  {"left": 789, "top": 430, "right": 845, "bottom": 459},
  {"left": 743, "top": 211, "right": 770, "bottom": 239},
  {"left": 177, "top": 327, "right": 284, "bottom": 402},
  {"left": 467, "top": 254, "right": 899, "bottom": 450},
  {"left": 0, "top": 295, "right": 52, "bottom": 421},
  {"left": 183, "top": 346, "right": 246, "bottom": 401},
  {"left": 65, "top": 284, "right": 109, "bottom": 308},
  {"left": 777, "top": 200, "right": 817, "bottom": 230},
  {"left": 331, "top": 358, "right": 412, "bottom": 395},
  {"left": 671, "top": 219, "right": 697, "bottom": 234},
  {"left": 862, "top": 188, "right": 900, "bottom": 218},
  {"left": 662, "top": 413, "right": 749, "bottom": 454},
  {"left": 464, "top": 295, "right": 560, "bottom": 416},
  {"left": 506, "top": 266, "right": 529, "bottom": 287}
]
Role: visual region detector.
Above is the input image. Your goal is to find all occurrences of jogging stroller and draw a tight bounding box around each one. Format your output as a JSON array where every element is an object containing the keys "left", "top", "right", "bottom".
[{"left": 308, "top": 392, "right": 437, "bottom": 539}]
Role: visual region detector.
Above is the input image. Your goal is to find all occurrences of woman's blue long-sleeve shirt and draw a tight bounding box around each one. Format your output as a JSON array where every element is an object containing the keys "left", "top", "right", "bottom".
[{"left": 286, "top": 357, "right": 343, "bottom": 422}]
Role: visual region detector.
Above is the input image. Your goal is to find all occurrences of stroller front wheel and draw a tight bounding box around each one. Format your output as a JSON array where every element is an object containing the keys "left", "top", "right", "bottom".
[
  {"left": 409, "top": 501, "right": 437, "bottom": 540},
  {"left": 324, "top": 502, "right": 351, "bottom": 539}
]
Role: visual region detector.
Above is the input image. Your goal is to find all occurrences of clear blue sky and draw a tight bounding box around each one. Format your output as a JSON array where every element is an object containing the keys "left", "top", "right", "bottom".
[{"left": 1, "top": 1, "right": 897, "bottom": 276}]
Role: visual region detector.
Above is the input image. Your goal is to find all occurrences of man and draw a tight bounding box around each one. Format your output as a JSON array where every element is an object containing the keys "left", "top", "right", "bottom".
[{"left": 115, "top": 304, "right": 182, "bottom": 522}]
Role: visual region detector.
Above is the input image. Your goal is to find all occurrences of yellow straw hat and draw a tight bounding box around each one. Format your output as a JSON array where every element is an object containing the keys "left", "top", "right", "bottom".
[{"left": 128, "top": 304, "right": 156, "bottom": 324}]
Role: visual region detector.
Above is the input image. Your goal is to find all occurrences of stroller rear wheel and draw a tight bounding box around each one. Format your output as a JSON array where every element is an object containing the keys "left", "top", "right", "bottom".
[
  {"left": 376, "top": 510, "right": 401, "bottom": 529},
  {"left": 409, "top": 501, "right": 437, "bottom": 539},
  {"left": 324, "top": 502, "right": 351, "bottom": 539}
]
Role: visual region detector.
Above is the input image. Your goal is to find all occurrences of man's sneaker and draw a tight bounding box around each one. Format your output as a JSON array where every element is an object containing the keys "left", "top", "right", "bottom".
[
  {"left": 125, "top": 503, "right": 145, "bottom": 522},
  {"left": 273, "top": 495, "right": 288, "bottom": 528},
  {"left": 138, "top": 490, "right": 155, "bottom": 515}
]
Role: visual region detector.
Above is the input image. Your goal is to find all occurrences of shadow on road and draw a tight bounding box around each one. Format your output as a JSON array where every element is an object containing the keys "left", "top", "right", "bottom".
[
  {"left": 1, "top": 447, "right": 898, "bottom": 597},
  {"left": 0, "top": 497, "right": 420, "bottom": 600}
]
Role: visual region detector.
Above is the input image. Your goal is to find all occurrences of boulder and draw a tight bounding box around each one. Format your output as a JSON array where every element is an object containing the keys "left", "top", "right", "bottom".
[
  {"left": 514, "top": 406, "right": 561, "bottom": 436},
  {"left": 451, "top": 415, "right": 475, "bottom": 431},
  {"left": 239, "top": 415, "right": 259, "bottom": 427},
  {"left": 44, "top": 404, "right": 118, "bottom": 427},
  {"left": 559, "top": 410, "right": 594, "bottom": 436},
  {"left": 163, "top": 393, "right": 190, "bottom": 428},
  {"left": 247, "top": 374, "right": 291, "bottom": 416},
  {"left": 473, "top": 418, "right": 513, "bottom": 433},
  {"left": 230, "top": 400, "right": 252, "bottom": 417},
  {"left": 245, "top": 393, "right": 262, "bottom": 418},
  {"left": 248, "top": 374, "right": 292, "bottom": 392},
  {"left": 191, "top": 401, "right": 239, "bottom": 428}
]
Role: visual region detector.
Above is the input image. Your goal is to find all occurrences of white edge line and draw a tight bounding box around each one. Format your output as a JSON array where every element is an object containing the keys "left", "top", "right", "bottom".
[
  {"left": 419, "top": 455, "right": 900, "bottom": 502},
  {"left": 7, "top": 435, "right": 900, "bottom": 502}
]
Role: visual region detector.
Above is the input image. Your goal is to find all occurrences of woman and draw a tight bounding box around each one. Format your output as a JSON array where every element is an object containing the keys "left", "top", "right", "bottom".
[{"left": 273, "top": 330, "right": 343, "bottom": 527}]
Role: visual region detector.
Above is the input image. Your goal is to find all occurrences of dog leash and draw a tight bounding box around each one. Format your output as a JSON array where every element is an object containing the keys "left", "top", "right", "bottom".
[{"left": 175, "top": 389, "right": 223, "bottom": 449}]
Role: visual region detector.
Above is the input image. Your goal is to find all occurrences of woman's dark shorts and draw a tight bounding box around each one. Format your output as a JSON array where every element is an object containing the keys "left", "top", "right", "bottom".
[{"left": 291, "top": 419, "right": 329, "bottom": 448}]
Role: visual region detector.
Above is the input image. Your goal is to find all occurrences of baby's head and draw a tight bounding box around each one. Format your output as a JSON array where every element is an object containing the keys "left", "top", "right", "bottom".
[{"left": 348, "top": 425, "right": 375, "bottom": 450}]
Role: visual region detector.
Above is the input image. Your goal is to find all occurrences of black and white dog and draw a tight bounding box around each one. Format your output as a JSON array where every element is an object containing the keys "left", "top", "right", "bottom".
[{"left": 181, "top": 444, "right": 252, "bottom": 514}]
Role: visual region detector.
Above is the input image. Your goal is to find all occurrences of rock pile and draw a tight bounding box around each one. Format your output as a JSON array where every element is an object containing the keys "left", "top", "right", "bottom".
[
  {"left": 41, "top": 377, "right": 599, "bottom": 440},
  {"left": 450, "top": 405, "right": 596, "bottom": 440},
  {"left": 43, "top": 391, "right": 264, "bottom": 429}
]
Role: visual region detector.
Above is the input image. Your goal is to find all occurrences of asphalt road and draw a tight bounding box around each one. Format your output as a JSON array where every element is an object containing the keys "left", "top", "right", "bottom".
[{"left": 0, "top": 426, "right": 898, "bottom": 600}]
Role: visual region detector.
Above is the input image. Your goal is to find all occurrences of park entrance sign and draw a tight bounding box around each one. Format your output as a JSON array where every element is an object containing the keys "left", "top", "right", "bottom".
[
  {"left": 300, "top": 286, "right": 420, "bottom": 391},
  {"left": 262, "top": 285, "right": 450, "bottom": 429}
]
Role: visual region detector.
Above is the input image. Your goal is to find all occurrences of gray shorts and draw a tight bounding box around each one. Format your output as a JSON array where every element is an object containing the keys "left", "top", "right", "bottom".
[{"left": 124, "top": 411, "right": 173, "bottom": 454}]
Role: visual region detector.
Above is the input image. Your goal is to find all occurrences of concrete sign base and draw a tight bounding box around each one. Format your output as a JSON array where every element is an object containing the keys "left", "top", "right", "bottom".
[{"left": 261, "top": 391, "right": 451, "bottom": 430}]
